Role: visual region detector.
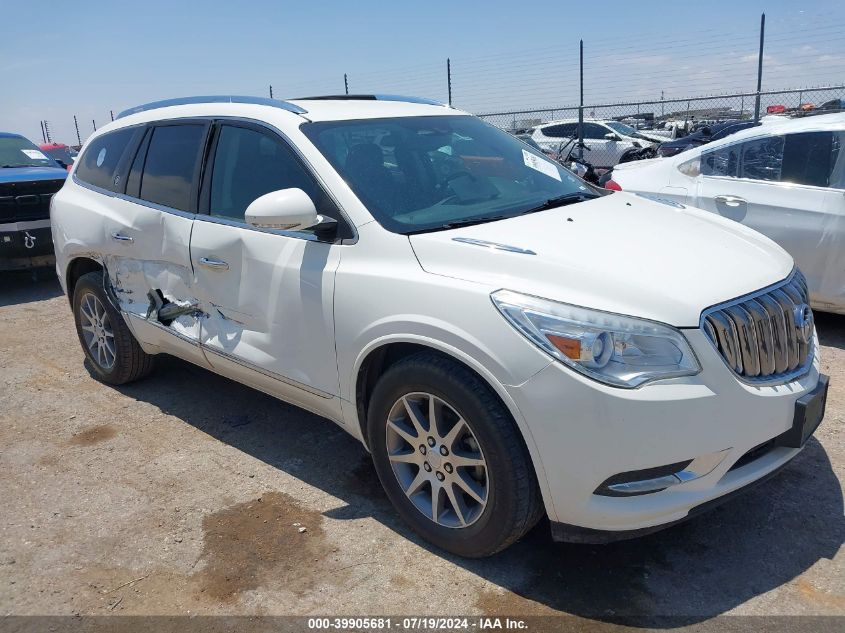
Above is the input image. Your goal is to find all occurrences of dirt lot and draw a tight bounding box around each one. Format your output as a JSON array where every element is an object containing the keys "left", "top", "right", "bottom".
[{"left": 1, "top": 271, "right": 843, "bottom": 624}]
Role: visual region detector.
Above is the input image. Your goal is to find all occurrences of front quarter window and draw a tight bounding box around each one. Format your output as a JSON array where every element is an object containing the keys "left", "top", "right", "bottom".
[{"left": 302, "top": 115, "right": 593, "bottom": 234}]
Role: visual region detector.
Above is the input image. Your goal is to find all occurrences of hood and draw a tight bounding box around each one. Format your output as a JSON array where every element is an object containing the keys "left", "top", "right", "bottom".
[
  {"left": 637, "top": 132, "right": 668, "bottom": 144},
  {"left": 0, "top": 165, "right": 68, "bottom": 184},
  {"left": 409, "top": 193, "right": 793, "bottom": 327}
]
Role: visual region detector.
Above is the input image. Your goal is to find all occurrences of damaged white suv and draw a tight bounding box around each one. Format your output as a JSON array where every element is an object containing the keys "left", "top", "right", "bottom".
[{"left": 52, "top": 95, "right": 828, "bottom": 557}]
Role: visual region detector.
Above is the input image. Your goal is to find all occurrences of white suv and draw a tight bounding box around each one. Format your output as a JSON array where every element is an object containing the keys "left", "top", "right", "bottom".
[
  {"left": 530, "top": 119, "right": 665, "bottom": 168},
  {"left": 52, "top": 95, "right": 827, "bottom": 557}
]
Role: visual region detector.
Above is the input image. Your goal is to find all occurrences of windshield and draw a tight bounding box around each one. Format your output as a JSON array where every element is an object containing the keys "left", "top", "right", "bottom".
[
  {"left": 303, "top": 115, "right": 593, "bottom": 234},
  {"left": 0, "top": 136, "right": 59, "bottom": 168},
  {"left": 606, "top": 121, "right": 652, "bottom": 141}
]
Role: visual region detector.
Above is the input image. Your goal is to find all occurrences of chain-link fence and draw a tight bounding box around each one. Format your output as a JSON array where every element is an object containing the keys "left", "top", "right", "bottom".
[{"left": 477, "top": 86, "right": 845, "bottom": 170}]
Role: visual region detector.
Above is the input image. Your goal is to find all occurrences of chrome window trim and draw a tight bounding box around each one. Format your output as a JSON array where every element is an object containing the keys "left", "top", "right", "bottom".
[
  {"left": 698, "top": 269, "right": 814, "bottom": 386},
  {"left": 116, "top": 95, "right": 308, "bottom": 120},
  {"left": 72, "top": 175, "right": 197, "bottom": 220},
  {"left": 72, "top": 115, "right": 360, "bottom": 244},
  {"left": 195, "top": 115, "right": 359, "bottom": 244}
]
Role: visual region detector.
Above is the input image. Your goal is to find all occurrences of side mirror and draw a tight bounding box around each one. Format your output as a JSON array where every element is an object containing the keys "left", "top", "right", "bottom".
[
  {"left": 604, "top": 132, "right": 621, "bottom": 141},
  {"left": 245, "top": 188, "right": 325, "bottom": 232}
]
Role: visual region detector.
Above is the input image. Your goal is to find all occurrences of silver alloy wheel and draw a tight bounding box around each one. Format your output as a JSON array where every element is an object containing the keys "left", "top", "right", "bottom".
[
  {"left": 79, "top": 292, "right": 116, "bottom": 370},
  {"left": 385, "top": 392, "right": 488, "bottom": 528}
]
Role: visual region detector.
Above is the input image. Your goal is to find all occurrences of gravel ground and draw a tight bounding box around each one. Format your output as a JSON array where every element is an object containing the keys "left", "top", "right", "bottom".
[{"left": 0, "top": 271, "right": 843, "bottom": 624}]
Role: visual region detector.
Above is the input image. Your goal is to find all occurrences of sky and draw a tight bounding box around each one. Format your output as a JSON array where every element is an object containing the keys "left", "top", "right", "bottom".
[{"left": 3, "top": 0, "right": 845, "bottom": 144}]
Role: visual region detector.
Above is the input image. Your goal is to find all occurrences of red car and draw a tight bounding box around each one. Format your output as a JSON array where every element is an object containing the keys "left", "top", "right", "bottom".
[{"left": 38, "top": 143, "right": 78, "bottom": 171}]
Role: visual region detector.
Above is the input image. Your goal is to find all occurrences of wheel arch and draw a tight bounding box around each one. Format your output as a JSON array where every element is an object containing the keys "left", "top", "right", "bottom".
[
  {"left": 65, "top": 256, "right": 103, "bottom": 305},
  {"left": 352, "top": 336, "right": 554, "bottom": 515}
]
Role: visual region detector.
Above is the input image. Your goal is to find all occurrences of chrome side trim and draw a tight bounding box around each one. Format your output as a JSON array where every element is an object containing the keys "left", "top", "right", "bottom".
[
  {"left": 0, "top": 219, "right": 52, "bottom": 231},
  {"left": 202, "top": 345, "right": 333, "bottom": 399},
  {"left": 452, "top": 237, "right": 536, "bottom": 255},
  {"left": 117, "top": 96, "right": 308, "bottom": 119},
  {"left": 124, "top": 312, "right": 333, "bottom": 400}
]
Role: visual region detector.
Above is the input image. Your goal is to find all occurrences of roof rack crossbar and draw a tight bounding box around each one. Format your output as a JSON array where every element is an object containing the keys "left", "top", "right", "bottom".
[
  {"left": 293, "top": 94, "right": 448, "bottom": 107},
  {"left": 116, "top": 96, "right": 308, "bottom": 120}
]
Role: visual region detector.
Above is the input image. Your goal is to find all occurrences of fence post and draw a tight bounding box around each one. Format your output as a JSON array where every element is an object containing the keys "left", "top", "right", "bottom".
[
  {"left": 578, "top": 39, "right": 584, "bottom": 161},
  {"left": 447, "top": 58, "right": 452, "bottom": 106},
  {"left": 344, "top": 73, "right": 349, "bottom": 95},
  {"left": 73, "top": 116, "right": 81, "bottom": 147},
  {"left": 754, "top": 13, "right": 765, "bottom": 122}
]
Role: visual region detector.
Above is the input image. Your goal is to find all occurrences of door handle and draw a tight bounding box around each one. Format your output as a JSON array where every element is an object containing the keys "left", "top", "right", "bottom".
[
  {"left": 199, "top": 257, "right": 229, "bottom": 271},
  {"left": 111, "top": 232, "right": 134, "bottom": 243},
  {"left": 714, "top": 195, "right": 746, "bottom": 207}
]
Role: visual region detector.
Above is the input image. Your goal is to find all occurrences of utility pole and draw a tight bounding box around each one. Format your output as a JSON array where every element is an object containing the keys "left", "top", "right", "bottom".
[
  {"left": 92, "top": 119, "right": 97, "bottom": 132},
  {"left": 73, "top": 115, "right": 81, "bottom": 147},
  {"left": 110, "top": 110, "right": 114, "bottom": 121},
  {"left": 753, "top": 13, "right": 765, "bottom": 122},
  {"left": 44, "top": 121, "right": 52, "bottom": 143},
  {"left": 344, "top": 73, "right": 349, "bottom": 95},
  {"left": 578, "top": 40, "right": 584, "bottom": 161},
  {"left": 447, "top": 58, "right": 452, "bottom": 106},
  {"left": 269, "top": 85, "right": 274, "bottom": 99},
  {"left": 40, "top": 121, "right": 46, "bottom": 143}
]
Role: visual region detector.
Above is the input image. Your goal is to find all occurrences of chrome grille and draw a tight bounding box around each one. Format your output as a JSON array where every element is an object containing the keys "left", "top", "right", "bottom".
[{"left": 701, "top": 270, "right": 813, "bottom": 384}]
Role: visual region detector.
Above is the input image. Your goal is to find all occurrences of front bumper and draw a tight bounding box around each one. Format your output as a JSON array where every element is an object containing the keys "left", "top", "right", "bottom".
[
  {"left": 0, "top": 220, "right": 55, "bottom": 270},
  {"left": 507, "top": 328, "right": 823, "bottom": 537}
]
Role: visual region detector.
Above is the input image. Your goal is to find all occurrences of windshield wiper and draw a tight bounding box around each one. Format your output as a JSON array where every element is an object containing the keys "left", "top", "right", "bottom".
[
  {"left": 405, "top": 215, "right": 508, "bottom": 235},
  {"left": 519, "top": 192, "right": 600, "bottom": 215}
]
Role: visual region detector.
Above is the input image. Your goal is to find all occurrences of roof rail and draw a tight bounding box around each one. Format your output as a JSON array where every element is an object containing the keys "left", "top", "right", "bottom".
[
  {"left": 116, "top": 95, "right": 308, "bottom": 120},
  {"left": 292, "top": 94, "right": 448, "bottom": 107}
]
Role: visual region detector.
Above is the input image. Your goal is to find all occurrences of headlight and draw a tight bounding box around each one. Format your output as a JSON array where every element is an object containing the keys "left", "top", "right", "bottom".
[{"left": 491, "top": 290, "right": 700, "bottom": 388}]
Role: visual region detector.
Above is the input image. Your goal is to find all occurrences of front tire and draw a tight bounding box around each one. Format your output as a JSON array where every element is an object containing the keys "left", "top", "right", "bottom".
[
  {"left": 367, "top": 351, "right": 543, "bottom": 557},
  {"left": 72, "top": 270, "right": 154, "bottom": 385}
]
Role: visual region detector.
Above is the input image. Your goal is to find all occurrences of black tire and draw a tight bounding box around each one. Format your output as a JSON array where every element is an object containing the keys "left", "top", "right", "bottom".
[
  {"left": 367, "top": 351, "right": 543, "bottom": 557},
  {"left": 72, "top": 270, "right": 154, "bottom": 385}
]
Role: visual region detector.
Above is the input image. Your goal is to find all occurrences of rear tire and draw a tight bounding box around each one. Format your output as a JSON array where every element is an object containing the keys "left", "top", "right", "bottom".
[
  {"left": 367, "top": 351, "right": 543, "bottom": 557},
  {"left": 72, "top": 270, "right": 154, "bottom": 385}
]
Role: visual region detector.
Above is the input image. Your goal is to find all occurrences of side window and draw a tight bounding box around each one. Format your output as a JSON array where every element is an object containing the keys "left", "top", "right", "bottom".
[
  {"left": 541, "top": 123, "right": 577, "bottom": 138},
  {"left": 739, "top": 136, "right": 783, "bottom": 181},
  {"left": 583, "top": 123, "right": 608, "bottom": 140},
  {"left": 781, "top": 132, "right": 835, "bottom": 188},
  {"left": 702, "top": 143, "right": 740, "bottom": 178},
  {"left": 75, "top": 128, "right": 136, "bottom": 192},
  {"left": 208, "top": 124, "right": 337, "bottom": 225},
  {"left": 139, "top": 124, "right": 206, "bottom": 212}
]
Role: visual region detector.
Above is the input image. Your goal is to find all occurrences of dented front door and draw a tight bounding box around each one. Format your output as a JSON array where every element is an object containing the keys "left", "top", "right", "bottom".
[{"left": 189, "top": 219, "right": 341, "bottom": 400}]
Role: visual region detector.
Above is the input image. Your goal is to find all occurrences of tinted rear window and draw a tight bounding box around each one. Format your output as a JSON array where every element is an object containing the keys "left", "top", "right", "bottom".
[
  {"left": 76, "top": 129, "right": 136, "bottom": 191},
  {"left": 139, "top": 125, "right": 206, "bottom": 211}
]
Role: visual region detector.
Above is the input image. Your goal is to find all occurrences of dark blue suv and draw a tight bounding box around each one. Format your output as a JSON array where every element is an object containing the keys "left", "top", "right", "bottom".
[{"left": 0, "top": 132, "right": 68, "bottom": 270}]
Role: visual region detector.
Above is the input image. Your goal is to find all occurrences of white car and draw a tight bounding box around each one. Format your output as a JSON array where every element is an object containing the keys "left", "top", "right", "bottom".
[
  {"left": 51, "top": 95, "right": 827, "bottom": 557},
  {"left": 609, "top": 112, "right": 845, "bottom": 315},
  {"left": 530, "top": 119, "right": 664, "bottom": 168}
]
